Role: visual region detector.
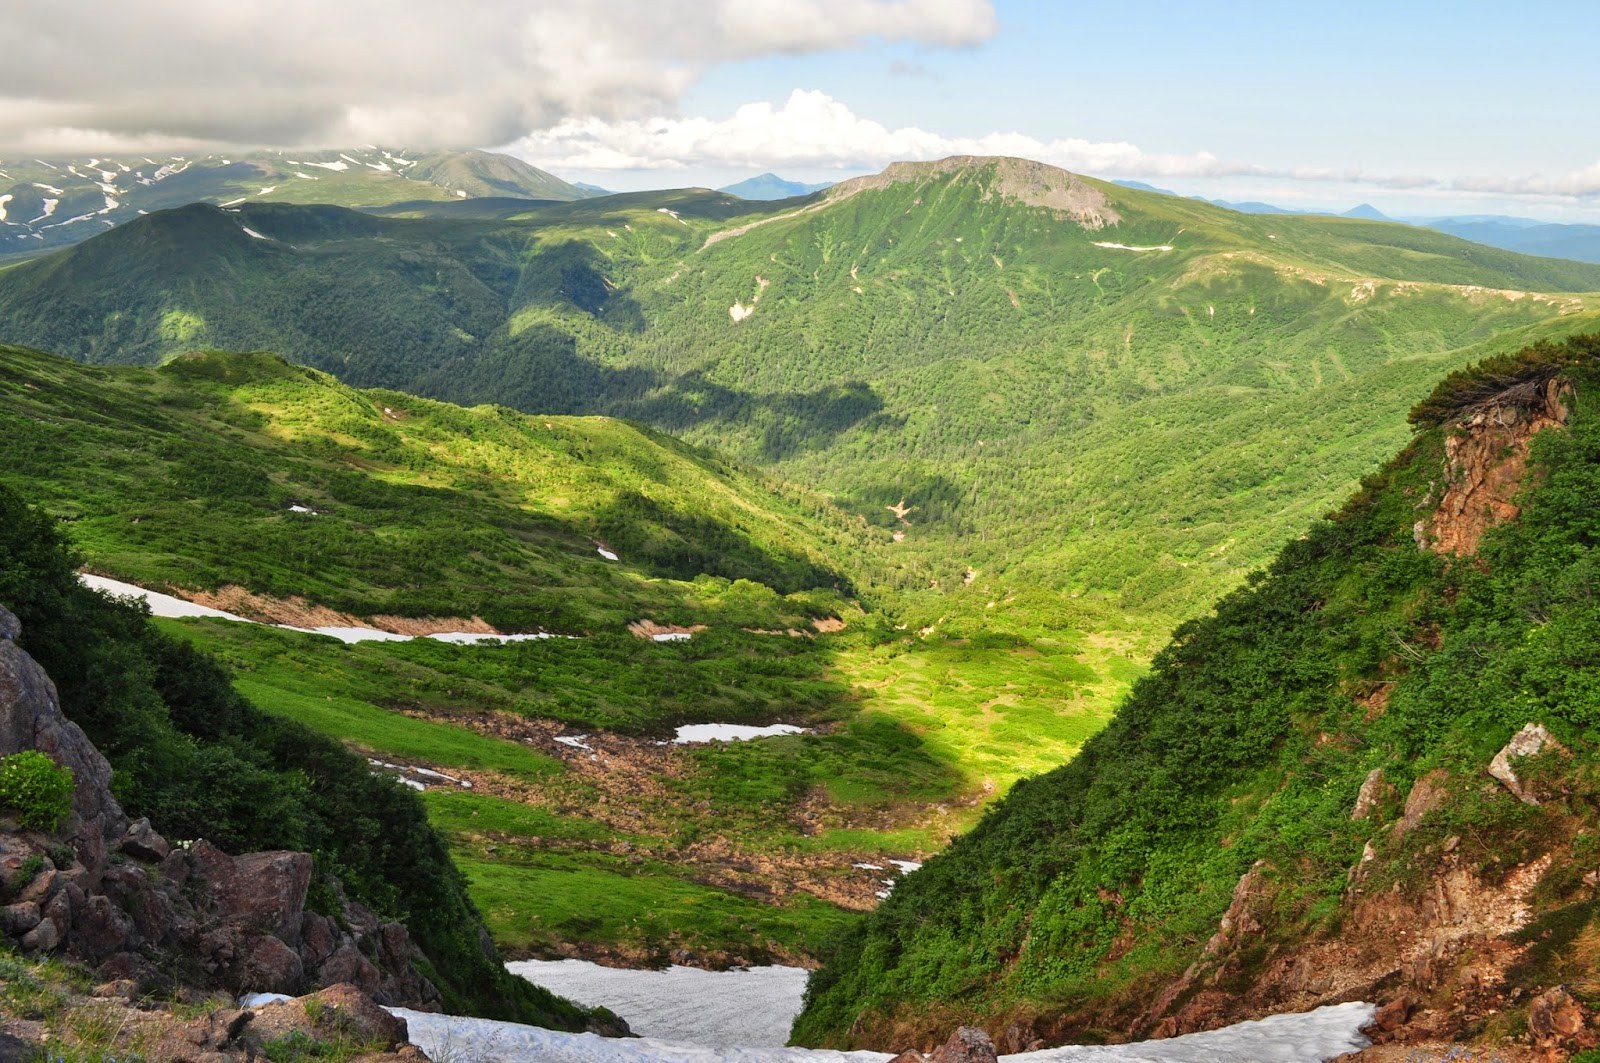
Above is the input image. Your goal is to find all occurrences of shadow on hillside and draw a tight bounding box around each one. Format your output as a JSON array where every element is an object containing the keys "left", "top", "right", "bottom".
[
  {"left": 626, "top": 371, "right": 889, "bottom": 460},
  {"left": 591, "top": 489, "right": 851, "bottom": 596},
  {"left": 517, "top": 241, "right": 646, "bottom": 332}
]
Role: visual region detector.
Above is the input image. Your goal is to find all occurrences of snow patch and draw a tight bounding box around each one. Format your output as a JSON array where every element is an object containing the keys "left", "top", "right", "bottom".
[
  {"left": 80, "top": 574, "right": 253, "bottom": 622},
  {"left": 257, "top": 186, "right": 277, "bottom": 195},
  {"left": 653, "top": 632, "right": 692, "bottom": 642},
  {"left": 78, "top": 574, "right": 564, "bottom": 646},
  {"left": 366, "top": 161, "right": 393, "bottom": 172},
  {"left": 888, "top": 860, "right": 922, "bottom": 875},
  {"left": 597, "top": 546, "right": 619, "bottom": 561},
  {"left": 1092, "top": 241, "right": 1174, "bottom": 252},
  {"left": 554, "top": 735, "right": 594, "bottom": 751},
  {"left": 287, "top": 503, "right": 317, "bottom": 514},
  {"left": 293, "top": 171, "right": 318, "bottom": 180},
  {"left": 241, "top": 226, "right": 269, "bottom": 240},
  {"left": 672, "top": 723, "right": 807, "bottom": 744},
  {"left": 656, "top": 207, "right": 688, "bottom": 225},
  {"left": 0, "top": 195, "right": 11, "bottom": 223},
  {"left": 396, "top": 987, "right": 1372, "bottom": 1063},
  {"left": 219, "top": 197, "right": 246, "bottom": 207},
  {"left": 455, "top": 189, "right": 469, "bottom": 198},
  {"left": 33, "top": 182, "right": 64, "bottom": 195},
  {"left": 305, "top": 160, "right": 348, "bottom": 172}
]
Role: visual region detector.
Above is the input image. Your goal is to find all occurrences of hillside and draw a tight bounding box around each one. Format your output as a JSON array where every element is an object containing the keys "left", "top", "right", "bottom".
[
  {"left": 1, "top": 343, "right": 1124, "bottom": 970},
  {"left": 795, "top": 333, "right": 1600, "bottom": 1059},
  {"left": 5, "top": 156, "right": 1599, "bottom": 644},
  {"left": 0, "top": 147, "right": 590, "bottom": 258}
]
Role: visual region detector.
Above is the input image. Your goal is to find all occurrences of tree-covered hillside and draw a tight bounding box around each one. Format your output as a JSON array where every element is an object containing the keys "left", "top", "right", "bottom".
[
  {"left": 795, "top": 333, "right": 1600, "bottom": 1055},
  {"left": 4, "top": 156, "right": 1597, "bottom": 637}
]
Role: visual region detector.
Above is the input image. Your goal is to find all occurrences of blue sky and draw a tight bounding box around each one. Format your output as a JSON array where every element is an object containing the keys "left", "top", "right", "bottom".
[{"left": 509, "top": 0, "right": 1600, "bottom": 219}]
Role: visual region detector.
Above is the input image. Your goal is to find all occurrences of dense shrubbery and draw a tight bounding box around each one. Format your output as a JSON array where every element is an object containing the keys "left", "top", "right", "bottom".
[
  {"left": 0, "top": 482, "right": 593, "bottom": 1027},
  {"left": 1408, "top": 332, "right": 1600, "bottom": 427},
  {"left": 0, "top": 751, "right": 74, "bottom": 831}
]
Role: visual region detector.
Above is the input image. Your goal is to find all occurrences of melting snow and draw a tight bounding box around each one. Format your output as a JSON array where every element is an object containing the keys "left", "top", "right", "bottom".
[
  {"left": 888, "top": 860, "right": 922, "bottom": 875},
  {"left": 219, "top": 197, "right": 246, "bottom": 207},
  {"left": 1091, "top": 241, "right": 1174, "bottom": 252},
  {"left": 33, "top": 182, "right": 64, "bottom": 195},
  {"left": 656, "top": 207, "right": 688, "bottom": 224},
  {"left": 0, "top": 194, "right": 11, "bottom": 223},
  {"left": 306, "top": 160, "right": 349, "bottom": 172},
  {"left": 258, "top": 186, "right": 277, "bottom": 195},
  {"left": 80, "top": 574, "right": 252, "bottom": 622},
  {"left": 293, "top": 171, "right": 318, "bottom": 180},
  {"left": 653, "top": 632, "right": 693, "bottom": 643},
  {"left": 598, "top": 546, "right": 619, "bottom": 561},
  {"left": 287, "top": 504, "right": 317, "bottom": 514},
  {"left": 366, "top": 161, "right": 393, "bottom": 172},
  {"left": 456, "top": 190, "right": 469, "bottom": 198},
  {"left": 554, "top": 735, "right": 594, "bottom": 751},
  {"left": 241, "top": 227, "right": 269, "bottom": 240},
  {"left": 672, "top": 723, "right": 807, "bottom": 744},
  {"left": 395, "top": 982, "right": 1372, "bottom": 1063},
  {"left": 79, "top": 574, "right": 560, "bottom": 647}
]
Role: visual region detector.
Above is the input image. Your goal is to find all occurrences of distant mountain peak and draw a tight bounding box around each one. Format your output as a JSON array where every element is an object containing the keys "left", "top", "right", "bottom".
[
  {"left": 828, "top": 156, "right": 1121, "bottom": 230},
  {"left": 1342, "top": 203, "right": 1392, "bottom": 221},
  {"left": 717, "top": 173, "right": 831, "bottom": 200}
]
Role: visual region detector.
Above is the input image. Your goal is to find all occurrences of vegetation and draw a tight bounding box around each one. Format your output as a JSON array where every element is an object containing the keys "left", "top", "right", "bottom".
[
  {"left": 0, "top": 482, "right": 598, "bottom": 1028},
  {"left": 795, "top": 335, "right": 1600, "bottom": 1045},
  {"left": 0, "top": 750, "right": 75, "bottom": 831}
]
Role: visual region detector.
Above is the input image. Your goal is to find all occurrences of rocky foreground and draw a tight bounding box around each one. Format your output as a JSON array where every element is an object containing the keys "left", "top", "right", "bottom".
[{"left": 0, "top": 602, "right": 439, "bottom": 1059}]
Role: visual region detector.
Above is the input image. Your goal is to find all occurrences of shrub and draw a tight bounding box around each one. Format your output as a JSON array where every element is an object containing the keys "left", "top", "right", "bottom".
[{"left": 0, "top": 751, "right": 75, "bottom": 831}]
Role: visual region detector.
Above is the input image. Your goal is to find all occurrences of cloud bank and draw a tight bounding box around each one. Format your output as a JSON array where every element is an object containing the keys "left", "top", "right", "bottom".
[
  {"left": 0, "top": 0, "right": 996, "bottom": 153},
  {"left": 510, "top": 89, "right": 1600, "bottom": 208}
]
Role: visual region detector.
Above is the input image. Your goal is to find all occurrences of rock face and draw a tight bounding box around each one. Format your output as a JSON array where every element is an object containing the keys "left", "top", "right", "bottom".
[
  {"left": 0, "top": 603, "right": 440, "bottom": 1009},
  {"left": 1417, "top": 377, "right": 1571, "bottom": 556}
]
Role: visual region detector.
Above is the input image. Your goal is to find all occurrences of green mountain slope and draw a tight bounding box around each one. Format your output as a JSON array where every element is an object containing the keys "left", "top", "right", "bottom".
[
  {"left": 0, "top": 483, "right": 606, "bottom": 1030},
  {"left": 795, "top": 334, "right": 1600, "bottom": 1056},
  {"left": 0, "top": 147, "right": 590, "bottom": 258},
  {"left": 0, "top": 343, "right": 858, "bottom": 629},
  {"left": 5, "top": 157, "right": 1598, "bottom": 647}
]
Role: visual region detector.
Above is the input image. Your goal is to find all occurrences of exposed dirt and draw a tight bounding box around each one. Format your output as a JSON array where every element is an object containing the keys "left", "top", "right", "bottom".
[
  {"left": 626, "top": 618, "right": 708, "bottom": 640},
  {"left": 185, "top": 583, "right": 500, "bottom": 635},
  {"left": 827, "top": 157, "right": 1121, "bottom": 230},
  {"left": 385, "top": 708, "right": 946, "bottom": 931}
]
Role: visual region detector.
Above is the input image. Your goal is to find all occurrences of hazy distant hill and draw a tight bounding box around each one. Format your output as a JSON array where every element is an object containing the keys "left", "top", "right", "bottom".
[
  {"left": 0, "top": 147, "right": 592, "bottom": 257},
  {"left": 1421, "top": 217, "right": 1600, "bottom": 263},
  {"left": 718, "top": 172, "right": 833, "bottom": 199}
]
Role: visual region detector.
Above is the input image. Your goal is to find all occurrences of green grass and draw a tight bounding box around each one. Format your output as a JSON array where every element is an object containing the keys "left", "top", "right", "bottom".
[{"left": 456, "top": 849, "right": 859, "bottom": 964}]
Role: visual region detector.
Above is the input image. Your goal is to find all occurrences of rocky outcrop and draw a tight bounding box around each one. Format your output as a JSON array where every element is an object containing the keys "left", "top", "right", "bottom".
[
  {"left": 827, "top": 156, "right": 1122, "bottom": 230},
  {"left": 0, "top": 603, "right": 440, "bottom": 1009},
  {"left": 1486, "top": 723, "right": 1564, "bottom": 805},
  {"left": 889, "top": 1026, "right": 1000, "bottom": 1063},
  {"left": 1416, "top": 377, "right": 1571, "bottom": 556}
]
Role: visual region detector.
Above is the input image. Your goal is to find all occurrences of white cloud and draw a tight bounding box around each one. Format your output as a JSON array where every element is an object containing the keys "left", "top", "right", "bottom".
[
  {"left": 509, "top": 89, "right": 1234, "bottom": 177},
  {"left": 1452, "top": 162, "right": 1600, "bottom": 198},
  {"left": 0, "top": 0, "right": 996, "bottom": 153}
]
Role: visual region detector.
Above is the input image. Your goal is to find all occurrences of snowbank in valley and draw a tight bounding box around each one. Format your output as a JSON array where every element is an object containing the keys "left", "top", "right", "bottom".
[
  {"left": 672, "top": 723, "right": 808, "bottom": 743},
  {"left": 508, "top": 960, "right": 812, "bottom": 1048},
  {"left": 390, "top": 998, "right": 1374, "bottom": 1063}
]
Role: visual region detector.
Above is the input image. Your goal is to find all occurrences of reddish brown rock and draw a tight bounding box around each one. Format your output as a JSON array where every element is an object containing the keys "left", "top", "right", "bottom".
[{"left": 928, "top": 1026, "right": 998, "bottom": 1063}]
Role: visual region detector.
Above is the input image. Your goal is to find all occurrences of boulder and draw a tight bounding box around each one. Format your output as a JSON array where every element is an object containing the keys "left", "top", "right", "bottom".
[
  {"left": 1350, "top": 768, "right": 1391, "bottom": 820},
  {"left": 191, "top": 841, "right": 311, "bottom": 944},
  {"left": 250, "top": 983, "right": 409, "bottom": 1050},
  {"left": 120, "top": 817, "right": 171, "bottom": 861},
  {"left": 1488, "top": 723, "right": 1564, "bottom": 805},
  {"left": 928, "top": 1026, "right": 999, "bottom": 1063},
  {"left": 1528, "top": 986, "right": 1594, "bottom": 1050}
]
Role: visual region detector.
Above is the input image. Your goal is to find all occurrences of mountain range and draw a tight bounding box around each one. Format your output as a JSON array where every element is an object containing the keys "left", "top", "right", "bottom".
[
  {"left": 0, "top": 147, "right": 591, "bottom": 258},
  {"left": 7, "top": 152, "right": 1600, "bottom": 1057},
  {"left": 718, "top": 173, "right": 835, "bottom": 200}
]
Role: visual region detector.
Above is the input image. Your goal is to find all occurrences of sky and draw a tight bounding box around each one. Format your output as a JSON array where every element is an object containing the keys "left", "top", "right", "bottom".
[{"left": 4, "top": 0, "right": 1599, "bottom": 219}]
